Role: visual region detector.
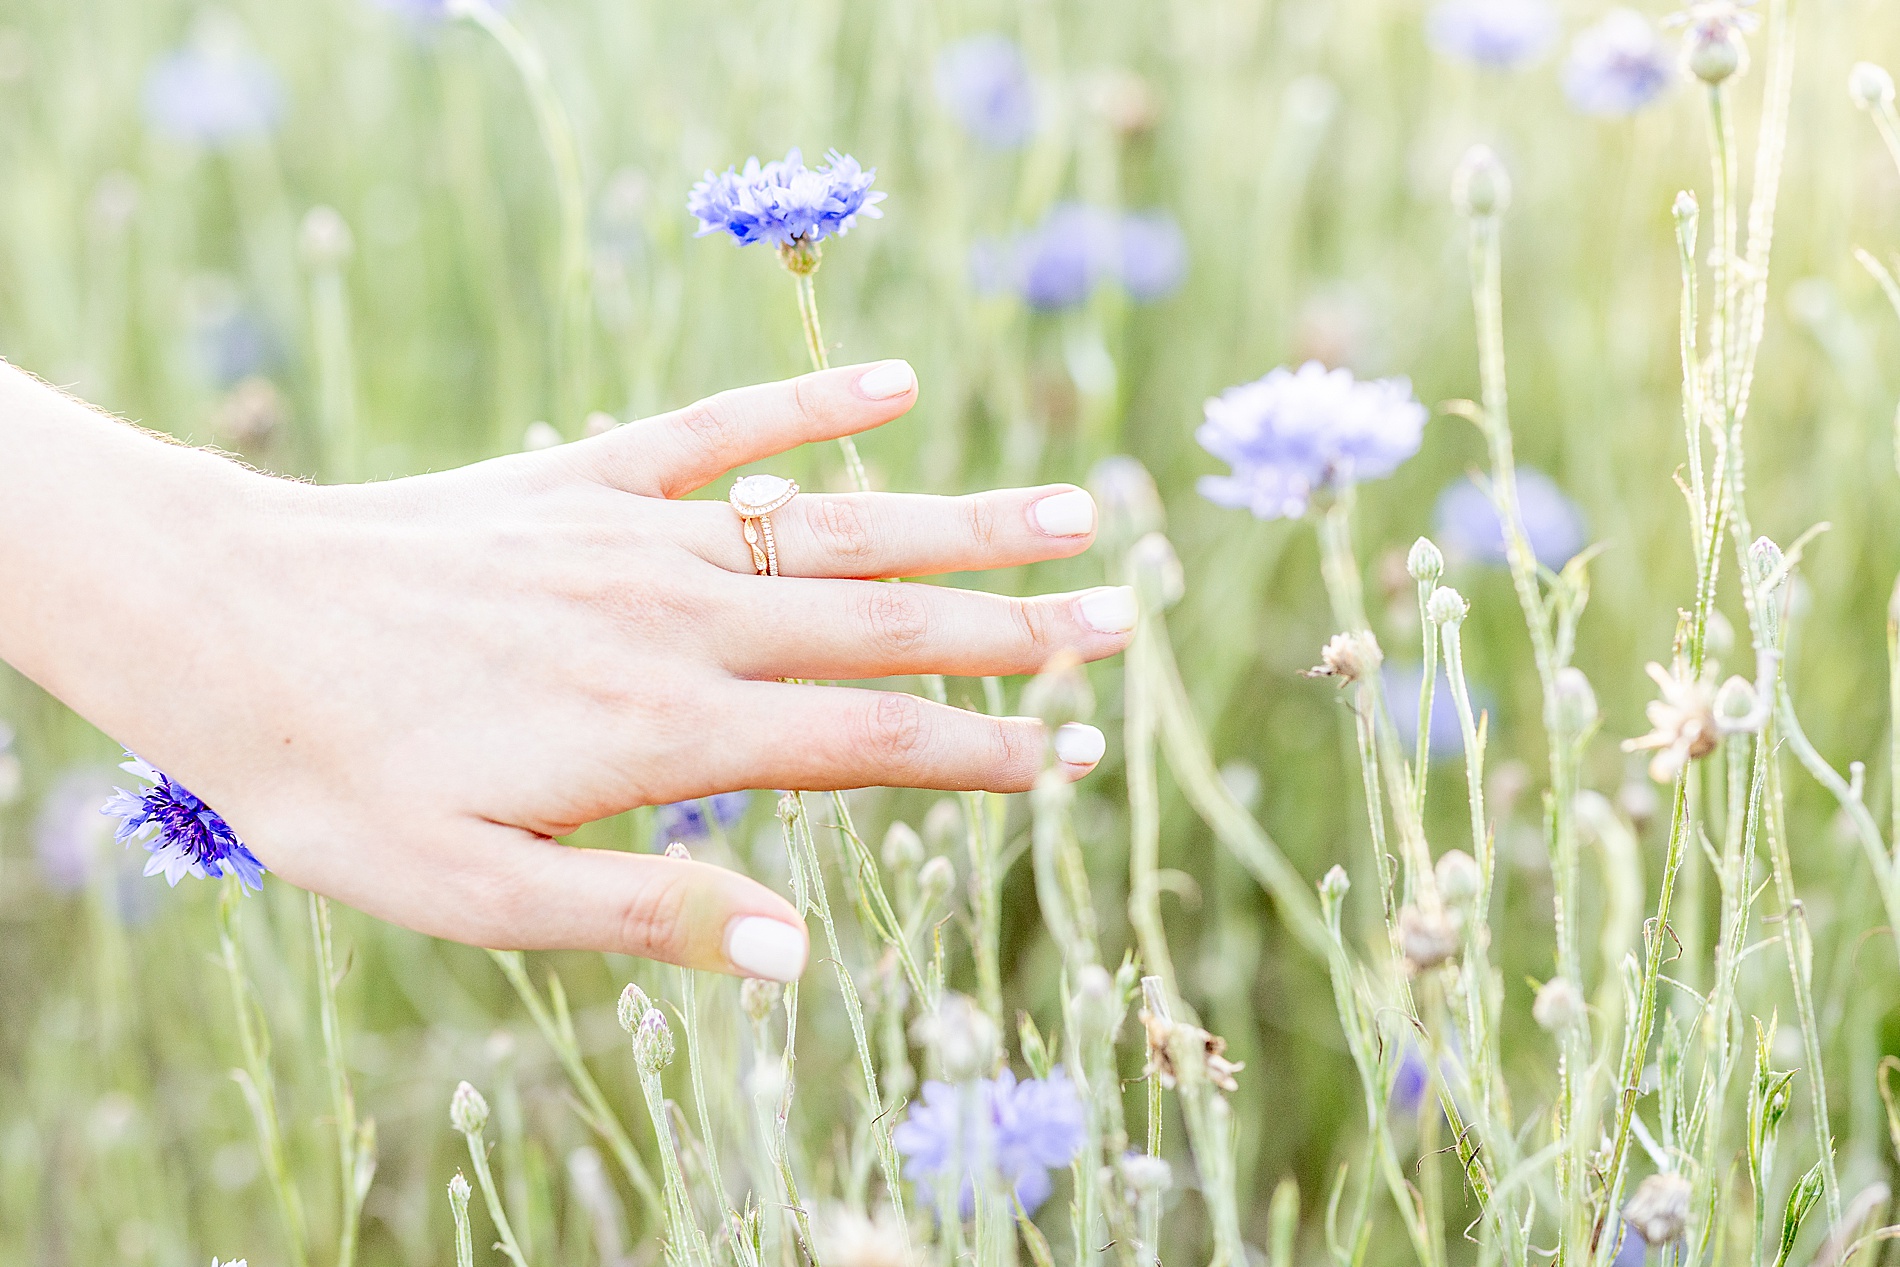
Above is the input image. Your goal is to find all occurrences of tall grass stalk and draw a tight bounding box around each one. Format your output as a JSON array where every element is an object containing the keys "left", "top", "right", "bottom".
[{"left": 308, "top": 894, "right": 375, "bottom": 1267}]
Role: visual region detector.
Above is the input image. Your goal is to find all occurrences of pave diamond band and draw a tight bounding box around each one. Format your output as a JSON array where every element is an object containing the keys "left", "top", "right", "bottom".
[{"left": 729, "top": 474, "right": 799, "bottom": 576}]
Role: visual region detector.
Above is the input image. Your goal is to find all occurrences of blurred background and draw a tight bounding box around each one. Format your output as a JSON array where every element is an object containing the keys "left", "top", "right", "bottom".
[{"left": 2, "top": 0, "right": 1899, "bottom": 1262}]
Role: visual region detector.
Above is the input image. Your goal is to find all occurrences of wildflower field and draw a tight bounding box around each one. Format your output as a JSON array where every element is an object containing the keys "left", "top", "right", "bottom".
[{"left": 6, "top": 0, "right": 1900, "bottom": 1264}]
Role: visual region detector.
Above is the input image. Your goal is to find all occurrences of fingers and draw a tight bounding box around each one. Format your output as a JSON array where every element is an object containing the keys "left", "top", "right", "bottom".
[
  {"left": 683, "top": 484, "right": 1098, "bottom": 579},
  {"left": 444, "top": 822, "right": 811, "bottom": 979},
  {"left": 714, "top": 576, "right": 1138, "bottom": 680},
  {"left": 713, "top": 681, "right": 1107, "bottom": 792},
  {"left": 575, "top": 361, "right": 919, "bottom": 499}
]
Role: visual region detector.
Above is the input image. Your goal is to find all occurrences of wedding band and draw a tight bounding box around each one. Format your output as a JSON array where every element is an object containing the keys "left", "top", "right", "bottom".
[{"left": 728, "top": 474, "right": 799, "bottom": 576}]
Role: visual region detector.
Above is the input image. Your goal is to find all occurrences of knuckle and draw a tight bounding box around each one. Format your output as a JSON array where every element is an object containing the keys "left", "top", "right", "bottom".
[
  {"left": 965, "top": 495, "right": 999, "bottom": 549},
  {"left": 808, "top": 498, "right": 875, "bottom": 562},
  {"left": 1010, "top": 596, "right": 1054, "bottom": 653},
  {"left": 673, "top": 399, "right": 736, "bottom": 459},
  {"left": 860, "top": 691, "right": 931, "bottom": 770},
  {"left": 615, "top": 871, "right": 691, "bottom": 961},
  {"left": 862, "top": 585, "right": 930, "bottom": 655},
  {"left": 990, "top": 718, "right": 1039, "bottom": 782},
  {"left": 790, "top": 375, "right": 825, "bottom": 435}
]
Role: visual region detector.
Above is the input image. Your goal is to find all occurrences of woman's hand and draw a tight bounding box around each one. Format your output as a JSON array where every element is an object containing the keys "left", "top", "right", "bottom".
[{"left": 0, "top": 360, "right": 1134, "bottom": 980}]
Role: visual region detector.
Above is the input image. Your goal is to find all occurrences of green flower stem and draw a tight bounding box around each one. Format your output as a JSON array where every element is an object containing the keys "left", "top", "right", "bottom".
[
  {"left": 458, "top": 1119, "right": 530, "bottom": 1267},
  {"left": 217, "top": 881, "right": 310, "bottom": 1267},
  {"left": 308, "top": 895, "right": 374, "bottom": 1267},
  {"left": 631, "top": 1056, "right": 715, "bottom": 1267},
  {"left": 306, "top": 256, "right": 359, "bottom": 482},
  {"left": 792, "top": 267, "right": 869, "bottom": 490},
  {"left": 676, "top": 967, "right": 735, "bottom": 1229},
  {"left": 449, "top": 1175, "right": 475, "bottom": 1267}
]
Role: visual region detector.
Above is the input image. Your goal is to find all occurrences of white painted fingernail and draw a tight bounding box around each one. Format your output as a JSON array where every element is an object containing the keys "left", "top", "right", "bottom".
[
  {"left": 856, "top": 360, "right": 917, "bottom": 400},
  {"left": 1031, "top": 488, "right": 1096, "bottom": 536},
  {"left": 726, "top": 916, "right": 809, "bottom": 981},
  {"left": 1053, "top": 722, "right": 1106, "bottom": 768},
  {"left": 1078, "top": 586, "right": 1138, "bottom": 634}
]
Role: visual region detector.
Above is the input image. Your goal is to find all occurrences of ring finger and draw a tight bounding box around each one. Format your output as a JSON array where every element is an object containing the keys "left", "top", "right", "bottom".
[{"left": 684, "top": 483, "right": 1100, "bottom": 580}]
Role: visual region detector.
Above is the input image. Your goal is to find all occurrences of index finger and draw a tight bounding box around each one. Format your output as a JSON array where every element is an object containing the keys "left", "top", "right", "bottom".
[{"left": 573, "top": 361, "right": 919, "bottom": 499}]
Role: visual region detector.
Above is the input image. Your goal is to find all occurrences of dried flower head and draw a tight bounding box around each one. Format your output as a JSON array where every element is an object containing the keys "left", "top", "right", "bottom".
[
  {"left": 102, "top": 755, "right": 265, "bottom": 891},
  {"left": 1624, "top": 1171, "right": 1692, "bottom": 1244},
  {"left": 1198, "top": 362, "right": 1426, "bottom": 520},
  {"left": 812, "top": 1204, "right": 919, "bottom": 1267},
  {"left": 1622, "top": 661, "right": 1721, "bottom": 782},
  {"left": 1398, "top": 903, "right": 1462, "bottom": 974},
  {"left": 1306, "top": 630, "right": 1383, "bottom": 687},
  {"left": 1138, "top": 1007, "right": 1243, "bottom": 1093},
  {"left": 740, "top": 977, "right": 782, "bottom": 1024},
  {"left": 1532, "top": 976, "right": 1587, "bottom": 1032}
]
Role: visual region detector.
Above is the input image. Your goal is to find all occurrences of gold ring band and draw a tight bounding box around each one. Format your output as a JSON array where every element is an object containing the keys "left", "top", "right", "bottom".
[{"left": 728, "top": 474, "right": 799, "bottom": 577}]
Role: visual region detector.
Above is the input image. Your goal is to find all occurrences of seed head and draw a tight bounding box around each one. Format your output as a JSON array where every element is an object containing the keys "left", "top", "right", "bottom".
[
  {"left": 1532, "top": 976, "right": 1587, "bottom": 1032},
  {"left": 449, "top": 1081, "right": 489, "bottom": 1136},
  {"left": 1407, "top": 536, "right": 1445, "bottom": 587},
  {"left": 1398, "top": 903, "right": 1462, "bottom": 974},
  {"left": 1427, "top": 586, "right": 1470, "bottom": 627},
  {"left": 910, "top": 994, "right": 999, "bottom": 1083},
  {"left": 1434, "top": 849, "right": 1481, "bottom": 905},
  {"left": 1119, "top": 1153, "right": 1173, "bottom": 1195},
  {"left": 1624, "top": 1171, "right": 1692, "bottom": 1244},
  {"left": 1554, "top": 666, "right": 1599, "bottom": 736},
  {"left": 881, "top": 821, "right": 924, "bottom": 872},
  {"left": 1452, "top": 145, "right": 1511, "bottom": 218},
  {"left": 633, "top": 1007, "right": 675, "bottom": 1074},
  {"left": 1306, "top": 630, "right": 1383, "bottom": 687},
  {"left": 618, "top": 983, "right": 651, "bottom": 1034},
  {"left": 741, "top": 978, "right": 782, "bottom": 1024},
  {"left": 917, "top": 855, "right": 956, "bottom": 903},
  {"left": 1139, "top": 1007, "right": 1243, "bottom": 1093},
  {"left": 1623, "top": 661, "right": 1721, "bottom": 783},
  {"left": 1851, "top": 62, "right": 1896, "bottom": 109}
]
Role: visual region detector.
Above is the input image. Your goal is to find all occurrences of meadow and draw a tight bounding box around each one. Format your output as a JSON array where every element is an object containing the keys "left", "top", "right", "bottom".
[{"left": 4, "top": 0, "right": 1900, "bottom": 1264}]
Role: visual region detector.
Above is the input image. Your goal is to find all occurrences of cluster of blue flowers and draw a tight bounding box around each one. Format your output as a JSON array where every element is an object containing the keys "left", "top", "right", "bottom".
[
  {"left": 101, "top": 755, "right": 265, "bottom": 891},
  {"left": 935, "top": 33, "right": 1039, "bottom": 148},
  {"left": 892, "top": 1069, "right": 1086, "bottom": 1214},
  {"left": 688, "top": 148, "right": 884, "bottom": 250},
  {"left": 1433, "top": 467, "right": 1585, "bottom": 570},
  {"left": 1427, "top": 0, "right": 1676, "bottom": 116},
  {"left": 651, "top": 791, "right": 751, "bottom": 850},
  {"left": 1195, "top": 361, "right": 1427, "bottom": 521},
  {"left": 973, "top": 203, "right": 1187, "bottom": 310}
]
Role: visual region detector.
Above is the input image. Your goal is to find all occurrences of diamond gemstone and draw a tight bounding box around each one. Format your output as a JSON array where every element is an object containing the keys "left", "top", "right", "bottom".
[{"left": 731, "top": 474, "right": 794, "bottom": 514}]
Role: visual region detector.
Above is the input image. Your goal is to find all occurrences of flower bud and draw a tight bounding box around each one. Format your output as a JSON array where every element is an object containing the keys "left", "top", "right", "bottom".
[
  {"left": 1686, "top": 23, "right": 1745, "bottom": 84},
  {"left": 1072, "top": 963, "right": 1122, "bottom": 1041},
  {"left": 522, "top": 420, "right": 563, "bottom": 451},
  {"left": 1452, "top": 145, "right": 1511, "bottom": 219},
  {"left": 910, "top": 993, "right": 998, "bottom": 1083},
  {"left": 448, "top": 1170, "right": 471, "bottom": 1206},
  {"left": 449, "top": 1081, "right": 489, "bottom": 1136},
  {"left": 1406, "top": 537, "right": 1444, "bottom": 587},
  {"left": 299, "top": 205, "right": 354, "bottom": 269},
  {"left": 1672, "top": 189, "right": 1698, "bottom": 225},
  {"left": 1713, "top": 675, "right": 1759, "bottom": 728},
  {"left": 1129, "top": 532, "right": 1186, "bottom": 610},
  {"left": 1427, "top": 586, "right": 1469, "bottom": 627},
  {"left": 923, "top": 798, "right": 962, "bottom": 851},
  {"left": 740, "top": 978, "right": 782, "bottom": 1024},
  {"left": 1532, "top": 976, "right": 1586, "bottom": 1033},
  {"left": 633, "top": 1008, "right": 675, "bottom": 1075},
  {"left": 746, "top": 1058, "right": 786, "bottom": 1102},
  {"left": 1434, "top": 849, "right": 1481, "bottom": 906},
  {"left": 1553, "top": 667, "right": 1599, "bottom": 736},
  {"left": 1119, "top": 1153, "right": 1173, "bottom": 1195},
  {"left": 1624, "top": 1171, "right": 1692, "bottom": 1244},
  {"left": 1398, "top": 904, "right": 1461, "bottom": 974},
  {"left": 1851, "top": 62, "right": 1896, "bottom": 109},
  {"left": 1219, "top": 759, "right": 1261, "bottom": 811},
  {"left": 1748, "top": 535, "right": 1785, "bottom": 591},
  {"left": 1023, "top": 648, "right": 1096, "bottom": 729},
  {"left": 918, "top": 855, "right": 956, "bottom": 903},
  {"left": 618, "top": 983, "right": 651, "bottom": 1034},
  {"left": 1319, "top": 865, "right": 1351, "bottom": 903},
  {"left": 881, "top": 821, "right": 923, "bottom": 872},
  {"left": 1088, "top": 455, "right": 1165, "bottom": 540}
]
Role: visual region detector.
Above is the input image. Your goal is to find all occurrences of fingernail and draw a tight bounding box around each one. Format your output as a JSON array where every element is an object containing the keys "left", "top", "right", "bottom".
[
  {"left": 1078, "top": 586, "right": 1138, "bottom": 634},
  {"left": 856, "top": 360, "right": 916, "bottom": 400},
  {"left": 1053, "top": 722, "right": 1106, "bottom": 768},
  {"left": 726, "top": 916, "right": 809, "bottom": 981},
  {"left": 1031, "top": 488, "right": 1096, "bottom": 537}
]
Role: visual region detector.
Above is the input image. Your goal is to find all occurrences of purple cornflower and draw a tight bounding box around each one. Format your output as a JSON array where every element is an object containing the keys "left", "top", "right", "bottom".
[
  {"left": 1116, "top": 211, "right": 1188, "bottom": 301},
  {"left": 102, "top": 755, "right": 264, "bottom": 891},
  {"left": 688, "top": 149, "right": 884, "bottom": 249},
  {"left": 36, "top": 768, "right": 120, "bottom": 893},
  {"left": 892, "top": 1069, "right": 1085, "bottom": 1215},
  {"left": 1426, "top": 0, "right": 1560, "bottom": 69},
  {"left": 1382, "top": 664, "right": 1494, "bottom": 761},
  {"left": 1564, "top": 10, "right": 1675, "bottom": 114},
  {"left": 652, "top": 791, "right": 751, "bottom": 849},
  {"left": 142, "top": 26, "right": 284, "bottom": 147},
  {"left": 1610, "top": 1223, "right": 1648, "bottom": 1267},
  {"left": 1196, "top": 361, "right": 1427, "bottom": 520},
  {"left": 1433, "top": 468, "right": 1586, "bottom": 569},
  {"left": 935, "top": 34, "right": 1039, "bottom": 148}
]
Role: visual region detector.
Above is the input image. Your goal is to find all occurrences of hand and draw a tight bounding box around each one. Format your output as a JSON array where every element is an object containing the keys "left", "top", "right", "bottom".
[{"left": 0, "top": 361, "right": 1134, "bottom": 979}]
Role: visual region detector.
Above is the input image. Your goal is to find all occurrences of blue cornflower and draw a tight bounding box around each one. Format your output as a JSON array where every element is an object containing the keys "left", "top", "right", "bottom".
[
  {"left": 688, "top": 148, "right": 885, "bottom": 250},
  {"left": 142, "top": 24, "right": 284, "bottom": 147},
  {"left": 1196, "top": 361, "right": 1427, "bottom": 520},
  {"left": 1426, "top": 0, "right": 1560, "bottom": 69},
  {"left": 1610, "top": 1223, "right": 1647, "bottom": 1267},
  {"left": 1563, "top": 9, "right": 1675, "bottom": 115},
  {"left": 1433, "top": 467, "right": 1585, "bottom": 570},
  {"left": 935, "top": 34, "right": 1039, "bottom": 148},
  {"left": 102, "top": 755, "right": 265, "bottom": 891},
  {"left": 1382, "top": 663, "right": 1494, "bottom": 761},
  {"left": 36, "top": 768, "right": 120, "bottom": 894},
  {"left": 892, "top": 1069, "right": 1085, "bottom": 1215},
  {"left": 1116, "top": 211, "right": 1188, "bottom": 302},
  {"left": 976, "top": 205, "right": 1188, "bottom": 310},
  {"left": 652, "top": 791, "right": 751, "bottom": 850}
]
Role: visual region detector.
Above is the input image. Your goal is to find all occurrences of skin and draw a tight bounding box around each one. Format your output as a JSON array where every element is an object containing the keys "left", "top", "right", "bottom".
[{"left": 0, "top": 358, "right": 1131, "bottom": 980}]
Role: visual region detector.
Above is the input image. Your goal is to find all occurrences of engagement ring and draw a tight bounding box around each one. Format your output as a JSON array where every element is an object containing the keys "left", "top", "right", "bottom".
[{"left": 728, "top": 474, "right": 799, "bottom": 576}]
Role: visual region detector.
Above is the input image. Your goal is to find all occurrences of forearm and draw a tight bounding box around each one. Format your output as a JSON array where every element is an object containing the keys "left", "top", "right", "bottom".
[{"left": 0, "top": 362, "right": 253, "bottom": 744}]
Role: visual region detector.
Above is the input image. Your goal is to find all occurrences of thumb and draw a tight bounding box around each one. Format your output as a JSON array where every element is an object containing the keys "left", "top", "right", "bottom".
[{"left": 467, "top": 825, "right": 809, "bottom": 980}]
